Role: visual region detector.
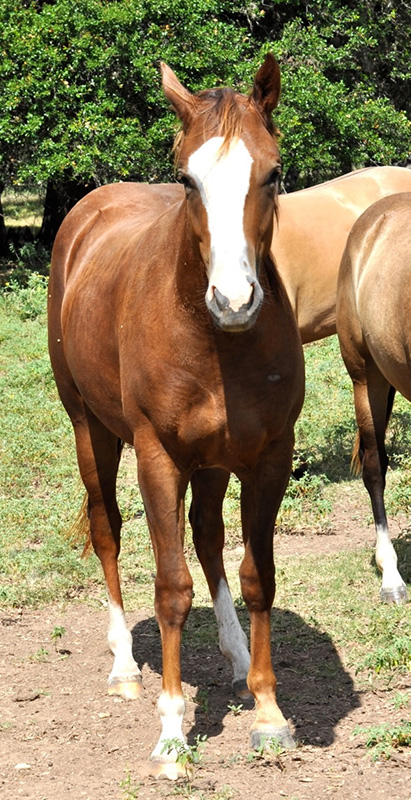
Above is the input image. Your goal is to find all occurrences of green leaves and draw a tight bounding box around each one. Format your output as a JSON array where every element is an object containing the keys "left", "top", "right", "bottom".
[
  {"left": 0, "top": 1, "right": 410, "bottom": 194},
  {"left": 0, "top": 0, "right": 254, "bottom": 187}
]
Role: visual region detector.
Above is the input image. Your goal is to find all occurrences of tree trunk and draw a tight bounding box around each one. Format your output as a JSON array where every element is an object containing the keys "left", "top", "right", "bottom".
[
  {"left": 38, "top": 178, "right": 97, "bottom": 248},
  {"left": 0, "top": 181, "right": 6, "bottom": 256}
]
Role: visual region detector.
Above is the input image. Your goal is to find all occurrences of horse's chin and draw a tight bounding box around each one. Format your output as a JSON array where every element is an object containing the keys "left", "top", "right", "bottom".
[{"left": 206, "top": 284, "right": 263, "bottom": 333}]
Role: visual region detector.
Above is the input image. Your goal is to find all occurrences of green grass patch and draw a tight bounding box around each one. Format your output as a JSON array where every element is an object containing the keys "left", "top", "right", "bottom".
[
  {"left": 2, "top": 190, "right": 43, "bottom": 230},
  {"left": 353, "top": 720, "right": 411, "bottom": 761},
  {"left": 0, "top": 278, "right": 101, "bottom": 605},
  {"left": 1, "top": 278, "right": 410, "bottom": 699}
]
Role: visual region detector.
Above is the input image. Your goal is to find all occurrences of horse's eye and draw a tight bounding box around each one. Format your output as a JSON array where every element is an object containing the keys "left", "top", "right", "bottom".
[
  {"left": 265, "top": 167, "right": 281, "bottom": 188},
  {"left": 178, "top": 174, "right": 195, "bottom": 192}
]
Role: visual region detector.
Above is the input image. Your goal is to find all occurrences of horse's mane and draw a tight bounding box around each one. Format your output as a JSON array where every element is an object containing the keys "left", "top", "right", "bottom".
[{"left": 264, "top": 251, "right": 284, "bottom": 298}]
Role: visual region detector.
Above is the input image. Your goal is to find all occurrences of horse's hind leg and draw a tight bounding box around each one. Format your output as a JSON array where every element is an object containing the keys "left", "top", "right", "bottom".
[
  {"left": 72, "top": 406, "right": 142, "bottom": 697},
  {"left": 189, "top": 468, "right": 251, "bottom": 697},
  {"left": 353, "top": 366, "right": 407, "bottom": 603}
]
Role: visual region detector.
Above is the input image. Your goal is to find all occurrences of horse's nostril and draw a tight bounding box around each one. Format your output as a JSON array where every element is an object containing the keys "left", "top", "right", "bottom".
[
  {"left": 214, "top": 287, "right": 230, "bottom": 311},
  {"left": 245, "top": 284, "right": 255, "bottom": 310}
]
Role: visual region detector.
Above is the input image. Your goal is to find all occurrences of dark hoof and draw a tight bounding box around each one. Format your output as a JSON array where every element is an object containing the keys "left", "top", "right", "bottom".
[
  {"left": 232, "top": 678, "right": 253, "bottom": 701},
  {"left": 251, "top": 726, "right": 296, "bottom": 751},
  {"left": 380, "top": 584, "right": 408, "bottom": 604}
]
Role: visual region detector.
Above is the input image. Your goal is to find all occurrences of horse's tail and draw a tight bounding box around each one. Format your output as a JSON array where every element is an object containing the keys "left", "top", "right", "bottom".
[
  {"left": 350, "top": 431, "right": 363, "bottom": 476},
  {"left": 66, "top": 492, "right": 92, "bottom": 557}
]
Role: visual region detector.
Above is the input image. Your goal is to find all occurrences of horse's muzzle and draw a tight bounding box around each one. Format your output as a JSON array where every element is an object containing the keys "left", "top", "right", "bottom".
[{"left": 206, "top": 282, "right": 264, "bottom": 332}]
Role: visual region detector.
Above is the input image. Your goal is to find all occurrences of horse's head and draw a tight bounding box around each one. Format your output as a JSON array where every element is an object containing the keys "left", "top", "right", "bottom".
[{"left": 162, "top": 55, "right": 281, "bottom": 333}]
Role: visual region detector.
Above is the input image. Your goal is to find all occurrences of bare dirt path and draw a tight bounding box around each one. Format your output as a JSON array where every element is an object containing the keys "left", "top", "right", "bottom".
[{"left": 1, "top": 520, "right": 410, "bottom": 800}]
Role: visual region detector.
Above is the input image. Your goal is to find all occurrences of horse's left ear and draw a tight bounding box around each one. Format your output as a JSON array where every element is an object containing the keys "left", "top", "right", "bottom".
[
  {"left": 161, "top": 62, "right": 195, "bottom": 131},
  {"left": 250, "top": 53, "right": 281, "bottom": 117}
]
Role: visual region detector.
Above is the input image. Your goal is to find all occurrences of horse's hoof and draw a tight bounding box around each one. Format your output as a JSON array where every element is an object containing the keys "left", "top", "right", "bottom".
[
  {"left": 108, "top": 675, "right": 142, "bottom": 700},
  {"left": 380, "top": 584, "right": 408, "bottom": 604},
  {"left": 150, "top": 759, "right": 190, "bottom": 781},
  {"left": 232, "top": 678, "right": 253, "bottom": 701},
  {"left": 250, "top": 725, "right": 296, "bottom": 751}
]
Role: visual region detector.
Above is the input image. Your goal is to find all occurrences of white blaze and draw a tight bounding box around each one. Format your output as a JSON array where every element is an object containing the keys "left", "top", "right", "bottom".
[{"left": 188, "top": 136, "right": 255, "bottom": 310}]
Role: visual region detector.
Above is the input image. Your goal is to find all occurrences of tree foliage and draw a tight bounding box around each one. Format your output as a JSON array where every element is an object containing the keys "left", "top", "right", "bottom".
[
  {"left": 0, "top": 0, "right": 256, "bottom": 187},
  {"left": 0, "top": 0, "right": 410, "bottom": 199}
]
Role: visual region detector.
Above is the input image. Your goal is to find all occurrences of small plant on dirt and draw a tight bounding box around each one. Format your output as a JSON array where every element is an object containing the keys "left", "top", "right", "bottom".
[
  {"left": 353, "top": 720, "right": 411, "bottom": 761},
  {"left": 212, "top": 786, "right": 235, "bottom": 800},
  {"left": 50, "top": 625, "right": 66, "bottom": 651},
  {"left": 195, "top": 688, "right": 209, "bottom": 719},
  {"left": 227, "top": 702, "right": 243, "bottom": 716},
  {"left": 119, "top": 769, "right": 140, "bottom": 799},
  {"left": 161, "top": 734, "right": 208, "bottom": 777},
  {"left": 30, "top": 646, "right": 49, "bottom": 662},
  {"left": 390, "top": 691, "right": 409, "bottom": 710},
  {"left": 246, "top": 735, "right": 285, "bottom": 767},
  {"left": 357, "top": 636, "right": 411, "bottom": 675}
]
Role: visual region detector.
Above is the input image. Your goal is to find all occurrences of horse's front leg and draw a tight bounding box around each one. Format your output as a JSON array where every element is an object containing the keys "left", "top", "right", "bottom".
[
  {"left": 190, "top": 468, "right": 251, "bottom": 697},
  {"left": 136, "top": 437, "right": 192, "bottom": 779},
  {"left": 239, "top": 436, "right": 296, "bottom": 750}
]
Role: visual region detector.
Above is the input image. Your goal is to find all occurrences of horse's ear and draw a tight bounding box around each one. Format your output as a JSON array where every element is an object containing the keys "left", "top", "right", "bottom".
[
  {"left": 250, "top": 53, "right": 281, "bottom": 117},
  {"left": 161, "top": 62, "right": 195, "bottom": 131}
]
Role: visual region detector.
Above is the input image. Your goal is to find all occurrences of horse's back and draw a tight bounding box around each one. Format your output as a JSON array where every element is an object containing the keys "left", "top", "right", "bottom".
[
  {"left": 337, "top": 192, "right": 411, "bottom": 399},
  {"left": 275, "top": 167, "right": 411, "bottom": 342}
]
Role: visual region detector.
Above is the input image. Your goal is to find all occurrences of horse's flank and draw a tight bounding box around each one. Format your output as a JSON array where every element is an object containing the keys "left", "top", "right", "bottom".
[{"left": 274, "top": 166, "right": 411, "bottom": 343}]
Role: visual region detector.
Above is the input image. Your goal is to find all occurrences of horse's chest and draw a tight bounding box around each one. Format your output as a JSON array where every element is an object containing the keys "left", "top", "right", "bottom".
[{"left": 133, "top": 362, "right": 292, "bottom": 469}]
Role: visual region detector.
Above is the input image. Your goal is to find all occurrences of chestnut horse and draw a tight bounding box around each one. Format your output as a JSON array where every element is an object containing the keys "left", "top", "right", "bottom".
[
  {"left": 274, "top": 166, "right": 411, "bottom": 344},
  {"left": 48, "top": 56, "right": 304, "bottom": 776},
  {"left": 337, "top": 193, "right": 411, "bottom": 604}
]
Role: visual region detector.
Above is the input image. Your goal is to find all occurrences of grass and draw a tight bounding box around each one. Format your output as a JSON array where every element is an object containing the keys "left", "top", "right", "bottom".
[
  {"left": 1, "top": 275, "right": 410, "bottom": 722},
  {"left": 353, "top": 720, "right": 411, "bottom": 761},
  {"left": 2, "top": 189, "right": 44, "bottom": 232}
]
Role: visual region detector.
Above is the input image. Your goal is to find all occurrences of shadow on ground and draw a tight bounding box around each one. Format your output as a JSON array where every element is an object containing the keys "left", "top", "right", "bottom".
[{"left": 131, "top": 604, "right": 360, "bottom": 749}]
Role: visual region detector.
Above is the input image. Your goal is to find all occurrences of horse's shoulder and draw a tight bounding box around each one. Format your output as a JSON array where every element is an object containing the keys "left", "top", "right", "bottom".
[
  {"left": 57, "top": 182, "right": 185, "bottom": 250},
  {"left": 74, "top": 181, "right": 183, "bottom": 216}
]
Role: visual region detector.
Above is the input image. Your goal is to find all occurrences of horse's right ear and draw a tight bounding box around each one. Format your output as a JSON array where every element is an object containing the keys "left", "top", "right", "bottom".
[
  {"left": 251, "top": 53, "right": 281, "bottom": 118},
  {"left": 161, "top": 63, "right": 195, "bottom": 131}
]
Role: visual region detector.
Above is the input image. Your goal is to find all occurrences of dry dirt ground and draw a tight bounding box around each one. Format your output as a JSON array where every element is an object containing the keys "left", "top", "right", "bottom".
[{"left": 1, "top": 506, "right": 410, "bottom": 800}]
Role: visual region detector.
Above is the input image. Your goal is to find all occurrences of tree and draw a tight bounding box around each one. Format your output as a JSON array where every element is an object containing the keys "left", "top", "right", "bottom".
[
  {"left": 0, "top": 0, "right": 409, "bottom": 246},
  {"left": 271, "top": 16, "right": 411, "bottom": 187}
]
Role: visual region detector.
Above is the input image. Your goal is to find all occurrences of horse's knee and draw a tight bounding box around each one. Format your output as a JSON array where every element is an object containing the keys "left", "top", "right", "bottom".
[
  {"left": 154, "top": 574, "right": 193, "bottom": 627},
  {"left": 239, "top": 568, "right": 275, "bottom": 612}
]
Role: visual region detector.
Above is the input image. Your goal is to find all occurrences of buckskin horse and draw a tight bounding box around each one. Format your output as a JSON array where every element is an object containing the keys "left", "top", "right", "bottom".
[
  {"left": 337, "top": 193, "right": 411, "bottom": 604},
  {"left": 274, "top": 165, "right": 411, "bottom": 344},
  {"left": 48, "top": 55, "right": 304, "bottom": 776}
]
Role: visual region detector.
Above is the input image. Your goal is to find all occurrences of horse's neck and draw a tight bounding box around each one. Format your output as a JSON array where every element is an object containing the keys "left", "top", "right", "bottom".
[{"left": 174, "top": 211, "right": 210, "bottom": 313}]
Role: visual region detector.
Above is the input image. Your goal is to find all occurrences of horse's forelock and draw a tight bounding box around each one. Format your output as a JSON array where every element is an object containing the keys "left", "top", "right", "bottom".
[
  {"left": 173, "top": 88, "right": 243, "bottom": 163},
  {"left": 173, "top": 86, "right": 280, "bottom": 177}
]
